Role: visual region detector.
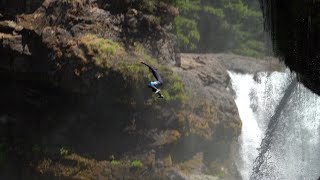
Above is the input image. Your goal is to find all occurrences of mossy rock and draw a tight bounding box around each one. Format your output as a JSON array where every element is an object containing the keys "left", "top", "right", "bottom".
[{"left": 79, "top": 34, "right": 126, "bottom": 67}]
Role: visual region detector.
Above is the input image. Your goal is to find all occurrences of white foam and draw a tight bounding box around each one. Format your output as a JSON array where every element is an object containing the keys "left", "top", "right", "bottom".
[{"left": 228, "top": 70, "right": 292, "bottom": 180}]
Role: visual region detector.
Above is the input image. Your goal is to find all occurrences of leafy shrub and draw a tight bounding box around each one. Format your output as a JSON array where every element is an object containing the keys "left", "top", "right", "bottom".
[
  {"left": 59, "top": 147, "right": 71, "bottom": 156},
  {"left": 110, "top": 155, "right": 121, "bottom": 166},
  {"left": 131, "top": 160, "right": 143, "bottom": 168},
  {"left": 111, "top": 159, "right": 121, "bottom": 166}
]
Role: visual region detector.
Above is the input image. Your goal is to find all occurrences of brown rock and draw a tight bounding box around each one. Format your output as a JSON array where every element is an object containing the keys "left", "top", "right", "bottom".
[
  {"left": 0, "top": 21, "right": 21, "bottom": 32},
  {"left": 163, "top": 154, "right": 173, "bottom": 167},
  {"left": 174, "top": 54, "right": 242, "bottom": 140}
]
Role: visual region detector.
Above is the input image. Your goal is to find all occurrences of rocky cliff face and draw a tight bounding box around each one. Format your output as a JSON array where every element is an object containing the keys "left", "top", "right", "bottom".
[{"left": 0, "top": 0, "right": 241, "bottom": 179}]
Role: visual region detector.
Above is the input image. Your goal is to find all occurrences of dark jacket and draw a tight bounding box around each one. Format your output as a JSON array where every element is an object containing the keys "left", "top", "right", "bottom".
[{"left": 141, "top": 62, "right": 163, "bottom": 84}]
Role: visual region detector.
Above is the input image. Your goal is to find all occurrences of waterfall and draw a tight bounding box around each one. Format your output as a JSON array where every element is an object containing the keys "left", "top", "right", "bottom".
[{"left": 228, "top": 70, "right": 320, "bottom": 180}]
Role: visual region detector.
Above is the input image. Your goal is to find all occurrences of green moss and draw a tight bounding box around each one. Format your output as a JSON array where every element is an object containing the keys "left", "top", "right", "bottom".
[
  {"left": 130, "top": 160, "right": 143, "bottom": 168},
  {"left": 80, "top": 34, "right": 125, "bottom": 67},
  {"left": 111, "top": 159, "right": 121, "bottom": 166},
  {"left": 109, "top": 155, "right": 123, "bottom": 166}
]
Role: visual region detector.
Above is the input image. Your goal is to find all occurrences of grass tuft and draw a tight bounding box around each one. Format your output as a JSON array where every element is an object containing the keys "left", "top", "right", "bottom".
[
  {"left": 80, "top": 34, "right": 125, "bottom": 67},
  {"left": 111, "top": 159, "right": 121, "bottom": 166},
  {"left": 130, "top": 160, "right": 143, "bottom": 168}
]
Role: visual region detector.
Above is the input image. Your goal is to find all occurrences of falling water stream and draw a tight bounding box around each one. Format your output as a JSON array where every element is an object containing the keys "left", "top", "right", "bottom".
[{"left": 228, "top": 70, "right": 320, "bottom": 180}]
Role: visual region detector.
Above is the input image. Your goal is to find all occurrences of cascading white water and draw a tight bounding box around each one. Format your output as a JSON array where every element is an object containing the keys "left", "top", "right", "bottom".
[{"left": 228, "top": 70, "right": 320, "bottom": 180}]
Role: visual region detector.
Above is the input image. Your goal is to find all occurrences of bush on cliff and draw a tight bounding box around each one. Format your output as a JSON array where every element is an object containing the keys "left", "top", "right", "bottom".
[{"left": 130, "top": 160, "right": 143, "bottom": 168}]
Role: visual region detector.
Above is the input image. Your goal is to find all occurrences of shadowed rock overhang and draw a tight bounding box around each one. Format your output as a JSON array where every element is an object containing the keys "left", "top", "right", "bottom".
[{"left": 260, "top": 0, "right": 320, "bottom": 95}]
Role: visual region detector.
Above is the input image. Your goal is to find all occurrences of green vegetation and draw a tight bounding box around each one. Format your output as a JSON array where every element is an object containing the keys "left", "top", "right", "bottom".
[
  {"left": 111, "top": 159, "right": 121, "bottom": 166},
  {"left": 132, "top": 43, "right": 188, "bottom": 105},
  {"left": 109, "top": 0, "right": 266, "bottom": 57},
  {"left": 130, "top": 160, "right": 143, "bottom": 168},
  {"left": 110, "top": 155, "right": 121, "bottom": 166},
  {"left": 173, "top": 0, "right": 267, "bottom": 57},
  {"left": 109, "top": 156, "right": 143, "bottom": 168},
  {"left": 59, "top": 147, "right": 71, "bottom": 156},
  {"left": 80, "top": 34, "right": 124, "bottom": 67},
  {"left": 175, "top": 16, "right": 200, "bottom": 50}
]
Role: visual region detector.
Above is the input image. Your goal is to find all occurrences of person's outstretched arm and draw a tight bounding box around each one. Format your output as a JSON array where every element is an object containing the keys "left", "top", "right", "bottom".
[
  {"left": 140, "top": 62, "right": 152, "bottom": 68},
  {"left": 140, "top": 62, "right": 163, "bottom": 83}
]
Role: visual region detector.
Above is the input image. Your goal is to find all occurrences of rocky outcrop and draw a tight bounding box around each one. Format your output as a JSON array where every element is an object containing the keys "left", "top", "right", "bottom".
[
  {"left": 0, "top": 0, "right": 44, "bottom": 19},
  {"left": 0, "top": 0, "right": 241, "bottom": 179},
  {"left": 171, "top": 54, "right": 242, "bottom": 179},
  {"left": 175, "top": 54, "right": 241, "bottom": 139}
]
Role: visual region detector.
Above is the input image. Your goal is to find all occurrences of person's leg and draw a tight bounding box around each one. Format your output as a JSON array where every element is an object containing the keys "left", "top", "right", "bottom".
[
  {"left": 148, "top": 81, "right": 164, "bottom": 98},
  {"left": 148, "top": 81, "right": 160, "bottom": 93}
]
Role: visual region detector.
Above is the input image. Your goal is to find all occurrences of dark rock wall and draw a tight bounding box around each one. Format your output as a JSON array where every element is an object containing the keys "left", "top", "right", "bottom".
[
  {"left": 260, "top": 0, "right": 320, "bottom": 95},
  {"left": 0, "top": 0, "right": 44, "bottom": 17}
]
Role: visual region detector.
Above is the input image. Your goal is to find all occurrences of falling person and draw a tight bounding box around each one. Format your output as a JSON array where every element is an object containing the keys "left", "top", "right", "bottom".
[{"left": 140, "top": 62, "right": 164, "bottom": 98}]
